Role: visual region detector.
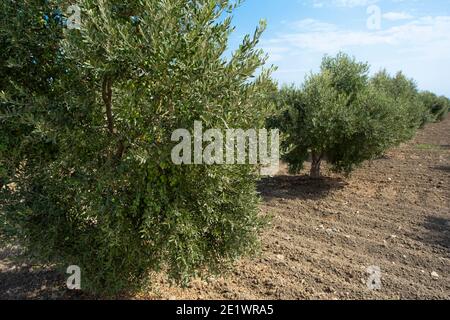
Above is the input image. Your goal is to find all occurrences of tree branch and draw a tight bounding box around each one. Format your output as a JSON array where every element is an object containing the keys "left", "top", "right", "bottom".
[
  {"left": 102, "top": 76, "right": 115, "bottom": 135},
  {"left": 101, "top": 76, "right": 125, "bottom": 161}
]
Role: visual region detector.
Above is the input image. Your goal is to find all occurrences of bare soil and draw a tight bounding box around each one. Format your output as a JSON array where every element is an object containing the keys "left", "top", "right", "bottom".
[{"left": 1, "top": 117, "right": 449, "bottom": 300}]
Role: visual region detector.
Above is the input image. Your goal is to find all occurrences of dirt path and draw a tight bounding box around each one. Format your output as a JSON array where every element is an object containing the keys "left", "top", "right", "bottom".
[{"left": 1, "top": 118, "right": 449, "bottom": 300}]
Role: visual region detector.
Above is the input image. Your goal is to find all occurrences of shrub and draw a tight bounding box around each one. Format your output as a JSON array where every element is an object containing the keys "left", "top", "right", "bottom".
[
  {"left": 276, "top": 53, "right": 421, "bottom": 177},
  {"left": 370, "top": 70, "right": 428, "bottom": 130},
  {"left": 419, "top": 91, "right": 449, "bottom": 122},
  {"left": 0, "top": 0, "right": 276, "bottom": 295}
]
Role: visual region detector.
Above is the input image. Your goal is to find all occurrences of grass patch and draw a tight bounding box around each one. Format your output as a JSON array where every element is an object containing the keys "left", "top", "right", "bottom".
[{"left": 415, "top": 144, "right": 442, "bottom": 150}]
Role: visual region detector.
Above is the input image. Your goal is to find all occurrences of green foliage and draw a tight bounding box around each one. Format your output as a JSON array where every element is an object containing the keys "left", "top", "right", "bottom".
[
  {"left": 370, "top": 70, "right": 428, "bottom": 130},
  {"left": 0, "top": 0, "right": 65, "bottom": 188},
  {"left": 1, "top": 0, "right": 275, "bottom": 295},
  {"left": 276, "top": 53, "right": 425, "bottom": 176},
  {"left": 320, "top": 52, "right": 369, "bottom": 99},
  {"left": 419, "top": 91, "right": 449, "bottom": 122}
]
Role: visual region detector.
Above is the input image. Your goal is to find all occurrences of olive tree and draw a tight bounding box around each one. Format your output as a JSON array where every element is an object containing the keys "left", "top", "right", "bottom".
[
  {"left": 0, "top": 0, "right": 66, "bottom": 191},
  {"left": 277, "top": 53, "right": 419, "bottom": 177},
  {"left": 1, "top": 0, "right": 276, "bottom": 295},
  {"left": 370, "top": 70, "right": 427, "bottom": 132},
  {"left": 419, "top": 91, "right": 449, "bottom": 122}
]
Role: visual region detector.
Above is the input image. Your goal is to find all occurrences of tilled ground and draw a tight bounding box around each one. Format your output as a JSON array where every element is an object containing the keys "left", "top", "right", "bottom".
[
  {"left": 144, "top": 117, "right": 450, "bottom": 300},
  {"left": 1, "top": 118, "right": 449, "bottom": 300}
]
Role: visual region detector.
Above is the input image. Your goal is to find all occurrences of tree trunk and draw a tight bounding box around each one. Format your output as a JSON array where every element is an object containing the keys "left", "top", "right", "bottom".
[
  {"left": 102, "top": 76, "right": 115, "bottom": 136},
  {"left": 310, "top": 151, "right": 322, "bottom": 178},
  {"left": 102, "top": 76, "right": 125, "bottom": 162}
]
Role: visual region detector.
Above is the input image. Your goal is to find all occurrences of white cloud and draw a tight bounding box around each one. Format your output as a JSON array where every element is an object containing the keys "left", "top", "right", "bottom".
[
  {"left": 261, "top": 16, "right": 450, "bottom": 95},
  {"left": 332, "top": 0, "right": 377, "bottom": 7},
  {"left": 312, "top": 0, "right": 379, "bottom": 8},
  {"left": 382, "top": 11, "right": 414, "bottom": 21},
  {"left": 291, "top": 19, "right": 338, "bottom": 32},
  {"left": 264, "top": 16, "right": 450, "bottom": 53}
]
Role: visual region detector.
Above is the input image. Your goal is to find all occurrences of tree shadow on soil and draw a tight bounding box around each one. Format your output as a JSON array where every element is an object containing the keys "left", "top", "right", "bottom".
[
  {"left": 0, "top": 266, "right": 68, "bottom": 300},
  {"left": 257, "top": 175, "right": 347, "bottom": 202},
  {"left": 419, "top": 216, "right": 450, "bottom": 254},
  {"left": 431, "top": 165, "right": 450, "bottom": 173},
  {"left": 0, "top": 247, "right": 91, "bottom": 300}
]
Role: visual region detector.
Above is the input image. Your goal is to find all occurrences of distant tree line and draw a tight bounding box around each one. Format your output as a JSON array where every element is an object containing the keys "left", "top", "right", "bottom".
[{"left": 270, "top": 53, "right": 449, "bottom": 177}]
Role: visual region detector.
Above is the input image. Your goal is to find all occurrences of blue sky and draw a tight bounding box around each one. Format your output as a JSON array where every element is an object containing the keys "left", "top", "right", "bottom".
[{"left": 228, "top": 0, "right": 450, "bottom": 97}]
